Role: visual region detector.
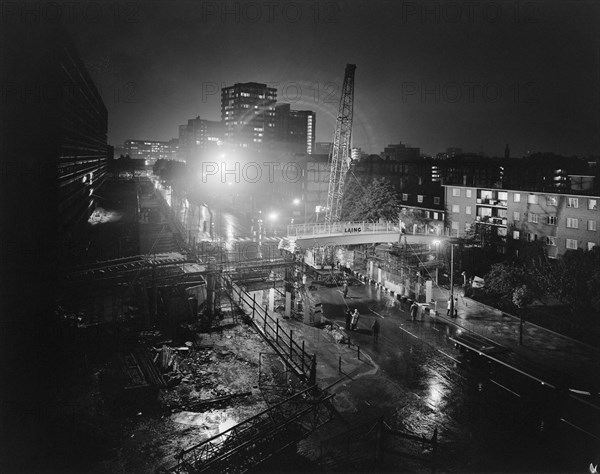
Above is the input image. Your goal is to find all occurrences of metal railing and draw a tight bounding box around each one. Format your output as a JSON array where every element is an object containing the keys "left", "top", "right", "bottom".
[
  {"left": 167, "top": 385, "right": 334, "bottom": 473},
  {"left": 224, "top": 274, "right": 315, "bottom": 381},
  {"left": 287, "top": 221, "right": 448, "bottom": 239},
  {"left": 287, "top": 221, "right": 400, "bottom": 238}
]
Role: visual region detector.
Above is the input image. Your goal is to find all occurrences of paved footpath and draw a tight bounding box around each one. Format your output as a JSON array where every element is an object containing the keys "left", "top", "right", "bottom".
[{"left": 426, "top": 284, "right": 600, "bottom": 390}]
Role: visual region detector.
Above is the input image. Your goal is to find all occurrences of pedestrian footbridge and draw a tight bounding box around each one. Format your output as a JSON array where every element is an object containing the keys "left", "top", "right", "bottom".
[{"left": 285, "top": 221, "right": 448, "bottom": 248}]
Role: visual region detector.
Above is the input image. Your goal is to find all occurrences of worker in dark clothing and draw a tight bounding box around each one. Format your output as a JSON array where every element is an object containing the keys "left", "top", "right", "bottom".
[
  {"left": 371, "top": 319, "right": 380, "bottom": 342},
  {"left": 345, "top": 309, "right": 352, "bottom": 330},
  {"left": 410, "top": 302, "right": 419, "bottom": 321},
  {"left": 342, "top": 281, "right": 348, "bottom": 298}
]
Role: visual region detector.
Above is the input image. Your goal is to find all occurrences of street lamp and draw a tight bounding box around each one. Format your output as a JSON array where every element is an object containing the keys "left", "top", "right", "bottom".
[
  {"left": 449, "top": 243, "right": 457, "bottom": 318},
  {"left": 315, "top": 205, "right": 322, "bottom": 224}
]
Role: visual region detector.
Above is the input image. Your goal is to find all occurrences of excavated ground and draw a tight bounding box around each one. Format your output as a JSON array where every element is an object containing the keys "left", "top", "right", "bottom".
[{"left": 46, "top": 322, "right": 289, "bottom": 474}]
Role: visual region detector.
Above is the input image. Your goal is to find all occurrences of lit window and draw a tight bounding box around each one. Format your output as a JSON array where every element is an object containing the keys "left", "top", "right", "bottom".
[
  {"left": 588, "top": 220, "right": 597, "bottom": 231},
  {"left": 513, "top": 211, "right": 520, "bottom": 221},
  {"left": 434, "top": 197, "right": 440, "bottom": 205},
  {"left": 451, "top": 222, "right": 459, "bottom": 230},
  {"left": 417, "top": 195, "right": 423, "bottom": 203},
  {"left": 528, "top": 213, "right": 539, "bottom": 223},
  {"left": 547, "top": 215, "right": 557, "bottom": 225},
  {"left": 527, "top": 233, "right": 537, "bottom": 242},
  {"left": 566, "top": 217, "right": 579, "bottom": 229},
  {"left": 513, "top": 230, "right": 520, "bottom": 240},
  {"left": 466, "top": 189, "right": 472, "bottom": 198},
  {"left": 588, "top": 242, "right": 596, "bottom": 251},
  {"left": 546, "top": 196, "right": 558, "bottom": 206},
  {"left": 465, "top": 206, "right": 472, "bottom": 215},
  {"left": 452, "top": 204, "right": 460, "bottom": 213},
  {"left": 566, "top": 238, "right": 578, "bottom": 249},
  {"left": 546, "top": 236, "right": 556, "bottom": 246},
  {"left": 465, "top": 223, "right": 471, "bottom": 232},
  {"left": 513, "top": 193, "right": 521, "bottom": 203},
  {"left": 567, "top": 197, "right": 579, "bottom": 208},
  {"left": 528, "top": 194, "right": 538, "bottom": 204},
  {"left": 589, "top": 199, "right": 597, "bottom": 210},
  {"left": 402, "top": 193, "right": 408, "bottom": 201},
  {"left": 452, "top": 188, "right": 460, "bottom": 197}
]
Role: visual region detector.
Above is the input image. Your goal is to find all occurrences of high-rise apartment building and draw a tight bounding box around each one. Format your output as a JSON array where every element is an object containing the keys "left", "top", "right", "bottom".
[
  {"left": 274, "top": 103, "right": 316, "bottom": 154},
  {"left": 221, "top": 82, "right": 277, "bottom": 151}
]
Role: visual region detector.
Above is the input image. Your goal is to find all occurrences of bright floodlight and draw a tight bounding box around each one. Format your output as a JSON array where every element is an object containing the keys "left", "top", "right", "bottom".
[
  {"left": 268, "top": 212, "right": 278, "bottom": 221},
  {"left": 293, "top": 198, "right": 301, "bottom": 205},
  {"left": 433, "top": 240, "right": 440, "bottom": 245}
]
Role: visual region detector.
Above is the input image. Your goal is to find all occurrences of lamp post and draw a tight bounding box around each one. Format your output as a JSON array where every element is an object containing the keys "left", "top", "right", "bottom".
[{"left": 450, "top": 243, "right": 456, "bottom": 318}]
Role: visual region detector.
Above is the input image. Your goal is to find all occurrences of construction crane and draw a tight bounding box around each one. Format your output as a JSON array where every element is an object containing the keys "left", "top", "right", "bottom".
[{"left": 324, "top": 63, "right": 356, "bottom": 224}]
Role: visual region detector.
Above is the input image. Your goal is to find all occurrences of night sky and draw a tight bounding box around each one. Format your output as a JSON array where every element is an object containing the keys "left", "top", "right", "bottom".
[{"left": 63, "top": 0, "right": 600, "bottom": 157}]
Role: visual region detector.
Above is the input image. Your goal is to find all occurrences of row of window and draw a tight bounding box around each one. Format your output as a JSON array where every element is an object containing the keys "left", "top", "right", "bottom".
[
  {"left": 402, "top": 194, "right": 441, "bottom": 205},
  {"left": 452, "top": 188, "right": 598, "bottom": 210},
  {"left": 512, "top": 231, "right": 597, "bottom": 250},
  {"left": 452, "top": 204, "right": 598, "bottom": 231},
  {"left": 525, "top": 214, "right": 597, "bottom": 230}
]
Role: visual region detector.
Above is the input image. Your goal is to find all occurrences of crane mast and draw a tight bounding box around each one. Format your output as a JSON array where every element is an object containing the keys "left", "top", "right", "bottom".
[{"left": 324, "top": 64, "right": 356, "bottom": 224}]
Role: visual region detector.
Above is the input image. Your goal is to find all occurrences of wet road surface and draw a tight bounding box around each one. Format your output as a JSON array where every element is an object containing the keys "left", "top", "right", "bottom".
[{"left": 317, "top": 279, "right": 600, "bottom": 472}]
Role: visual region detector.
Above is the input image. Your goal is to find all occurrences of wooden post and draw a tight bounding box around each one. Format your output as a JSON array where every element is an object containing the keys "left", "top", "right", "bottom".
[
  {"left": 276, "top": 319, "right": 280, "bottom": 343},
  {"left": 357, "top": 346, "right": 360, "bottom": 360},
  {"left": 338, "top": 356, "right": 342, "bottom": 373},
  {"left": 252, "top": 294, "right": 256, "bottom": 319},
  {"left": 290, "top": 330, "right": 293, "bottom": 358},
  {"left": 301, "top": 341, "right": 305, "bottom": 371}
]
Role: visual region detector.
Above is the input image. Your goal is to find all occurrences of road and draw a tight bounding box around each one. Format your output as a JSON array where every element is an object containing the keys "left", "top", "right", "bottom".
[{"left": 317, "top": 278, "right": 600, "bottom": 472}]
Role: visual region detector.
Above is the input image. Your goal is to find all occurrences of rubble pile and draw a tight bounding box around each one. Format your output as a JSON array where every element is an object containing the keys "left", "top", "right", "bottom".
[{"left": 323, "top": 322, "right": 348, "bottom": 344}]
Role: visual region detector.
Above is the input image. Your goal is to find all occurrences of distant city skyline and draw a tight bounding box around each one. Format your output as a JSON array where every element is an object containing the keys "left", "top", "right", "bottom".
[{"left": 60, "top": 0, "right": 600, "bottom": 157}]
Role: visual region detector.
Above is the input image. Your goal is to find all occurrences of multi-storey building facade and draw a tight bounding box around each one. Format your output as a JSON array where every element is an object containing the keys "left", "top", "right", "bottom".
[
  {"left": 445, "top": 185, "right": 600, "bottom": 257},
  {"left": 269, "top": 154, "right": 330, "bottom": 223},
  {"left": 3, "top": 23, "right": 109, "bottom": 337},
  {"left": 221, "top": 82, "right": 277, "bottom": 151},
  {"left": 125, "top": 139, "right": 178, "bottom": 163},
  {"left": 178, "top": 116, "right": 224, "bottom": 163},
  {"left": 381, "top": 142, "right": 420, "bottom": 161},
  {"left": 274, "top": 103, "right": 316, "bottom": 154},
  {"left": 314, "top": 142, "right": 333, "bottom": 155}
]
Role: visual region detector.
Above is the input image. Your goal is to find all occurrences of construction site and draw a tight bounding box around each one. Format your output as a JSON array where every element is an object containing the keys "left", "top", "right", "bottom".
[
  {"left": 25, "top": 64, "right": 445, "bottom": 474},
  {"left": 43, "top": 172, "right": 441, "bottom": 474}
]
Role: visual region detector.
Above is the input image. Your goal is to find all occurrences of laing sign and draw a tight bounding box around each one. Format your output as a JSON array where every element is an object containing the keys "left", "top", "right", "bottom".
[{"left": 344, "top": 227, "right": 362, "bottom": 233}]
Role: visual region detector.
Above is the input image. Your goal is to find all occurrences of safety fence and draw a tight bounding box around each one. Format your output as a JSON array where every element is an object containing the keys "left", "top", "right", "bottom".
[{"left": 223, "top": 274, "right": 315, "bottom": 382}]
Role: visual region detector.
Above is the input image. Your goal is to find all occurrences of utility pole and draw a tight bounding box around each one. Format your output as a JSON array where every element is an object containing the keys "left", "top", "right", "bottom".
[{"left": 450, "top": 244, "right": 455, "bottom": 318}]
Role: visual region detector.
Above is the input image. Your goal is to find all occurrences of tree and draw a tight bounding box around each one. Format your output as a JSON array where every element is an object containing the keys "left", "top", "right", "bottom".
[
  {"left": 341, "top": 177, "right": 401, "bottom": 222},
  {"left": 484, "top": 262, "right": 528, "bottom": 299}
]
